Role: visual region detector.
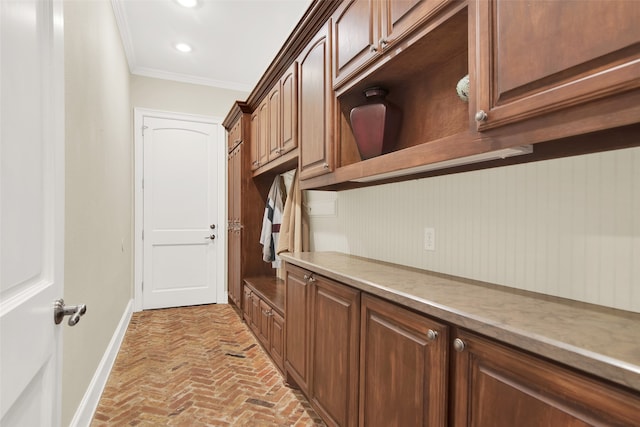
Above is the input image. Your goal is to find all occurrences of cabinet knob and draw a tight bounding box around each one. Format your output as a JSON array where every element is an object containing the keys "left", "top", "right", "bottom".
[
  {"left": 379, "top": 37, "right": 389, "bottom": 47},
  {"left": 308, "top": 276, "right": 316, "bottom": 283},
  {"left": 426, "top": 329, "right": 438, "bottom": 341},
  {"left": 369, "top": 45, "right": 377, "bottom": 53},
  {"left": 475, "top": 110, "right": 488, "bottom": 122},
  {"left": 322, "top": 163, "right": 329, "bottom": 169},
  {"left": 303, "top": 274, "right": 310, "bottom": 280},
  {"left": 453, "top": 338, "right": 466, "bottom": 353}
]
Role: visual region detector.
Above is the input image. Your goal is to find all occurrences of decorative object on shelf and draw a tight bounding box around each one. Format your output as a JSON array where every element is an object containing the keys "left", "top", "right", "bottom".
[
  {"left": 350, "top": 87, "right": 402, "bottom": 160},
  {"left": 456, "top": 74, "right": 470, "bottom": 102}
]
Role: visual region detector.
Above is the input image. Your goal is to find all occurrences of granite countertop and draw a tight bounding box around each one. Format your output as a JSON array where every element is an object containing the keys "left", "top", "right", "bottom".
[{"left": 280, "top": 251, "right": 640, "bottom": 393}]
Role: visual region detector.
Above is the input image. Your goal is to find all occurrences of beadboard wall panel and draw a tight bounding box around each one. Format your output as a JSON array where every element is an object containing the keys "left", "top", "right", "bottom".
[{"left": 306, "top": 146, "right": 640, "bottom": 313}]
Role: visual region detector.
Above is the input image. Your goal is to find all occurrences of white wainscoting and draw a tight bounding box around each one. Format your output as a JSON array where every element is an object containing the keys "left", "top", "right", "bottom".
[{"left": 308, "top": 146, "right": 640, "bottom": 313}]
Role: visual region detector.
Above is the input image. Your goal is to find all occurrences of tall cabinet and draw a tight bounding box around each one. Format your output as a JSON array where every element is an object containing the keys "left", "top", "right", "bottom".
[{"left": 223, "top": 102, "right": 274, "bottom": 308}]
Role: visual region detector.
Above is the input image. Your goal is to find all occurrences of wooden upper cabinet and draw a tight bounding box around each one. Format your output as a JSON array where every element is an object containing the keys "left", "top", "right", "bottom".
[
  {"left": 250, "top": 111, "right": 260, "bottom": 170},
  {"left": 268, "top": 83, "right": 281, "bottom": 162},
  {"left": 332, "top": 0, "right": 452, "bottom": 87},
  {"left": 333, "top": 0, "right": 377, "bottom": 87},
  {"left": 359, "top": 294, "right": 448, "bottom": 427},
  {"left": 280, "top": 62, "right": 298, "bottom": 156},
  {"left": 257, "top": 99, "right": 269, "bottom": 168},
  {"left": 381, "top": 0, "right": 451, "bottom": 45},
  {"left": 451, "top": 329, "right": 640, "bottom": 427},
  {"left": 227, "top": 118, "right": 243, "bottom": 150},
  {"left": 474, "top": 0, "right": 640, "bottom": 131},
  {"left": 299, "top": 22, "right": 334, "bottom": 180}
]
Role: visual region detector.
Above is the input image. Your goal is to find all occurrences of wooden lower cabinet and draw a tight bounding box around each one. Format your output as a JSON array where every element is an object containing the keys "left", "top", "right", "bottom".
[
  {"left": 285, "top": 264, "right": 312, "bottom": 394},
  {"left": 310, "top": 275, "right": 360, "bottom": 427},
  {"left": 284, "top": 263, "right": 640, "bottom": 427},
  {"left": 451, "top": 329, "right": 640, "bottom": 427},
  {"left": 243, "top": 278, "right": 285, "bottom": 373},
  {"left": 359, "top": 294, "right": 448, "bottom": 427},
  {"left": 270, "top": 310, "right": 285, "bottom": 372}
]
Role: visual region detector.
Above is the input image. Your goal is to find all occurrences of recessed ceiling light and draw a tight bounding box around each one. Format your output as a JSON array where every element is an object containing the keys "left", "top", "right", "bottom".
[
  {"left": 176, "top": 0, "right": 198, "bottom": 8},
  {"left": 175, "top": 43, "right": 193, "bottom": 53}
]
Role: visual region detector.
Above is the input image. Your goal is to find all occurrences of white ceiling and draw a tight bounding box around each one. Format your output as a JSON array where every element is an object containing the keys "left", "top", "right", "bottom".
[{"left": 111, "top": 0, "right": 312, "bottom": 93}]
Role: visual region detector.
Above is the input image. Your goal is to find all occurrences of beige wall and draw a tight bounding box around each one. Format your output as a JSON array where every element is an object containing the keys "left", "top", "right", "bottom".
[
  {"left": 63, "top": 0, "right": 132, "bottom": 424},
  {"left": 308, "top": 146, "right": 640, "bottom": 313},
  {"left": 130, "top": 74, "right": 248, "bottom": 118}
]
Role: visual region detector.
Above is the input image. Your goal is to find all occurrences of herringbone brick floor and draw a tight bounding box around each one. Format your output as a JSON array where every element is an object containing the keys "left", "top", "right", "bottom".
[{"left": 91, "top": 304, "right": 325, "bottom": 426}]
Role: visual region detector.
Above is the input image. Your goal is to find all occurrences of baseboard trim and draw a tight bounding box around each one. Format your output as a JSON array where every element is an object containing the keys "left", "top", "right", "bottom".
[{"left": 69, "top": 298, "right": 133, "bottom": 427}]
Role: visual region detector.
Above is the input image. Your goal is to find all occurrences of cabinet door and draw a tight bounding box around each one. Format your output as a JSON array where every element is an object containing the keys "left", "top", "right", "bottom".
[
  {"left": 243, "top": 286, "right": 252, "bottom": 323},
  {"left": 475, "top": 0, "right": 640, "bottom": 131},
  {"left": 258, "top": 99, "right": 269, "bottom": 168},
  {"left": 270, "top": 310, "right": 285, "bottom": 373},
  {"left": 227, "top": 149, "right": 236, "bottom": 305},
  {"left": 360, "top": 294, "right": 448, "bottom": 427},
  {"left": 280, "top": 62, "right": 298, "bottom": 155},
  {"left": 285, "top": 264, "right": 312, "bottom": 393},
  {"left": 250, "top": 291, "right": 261, "bottom": 335},
  {"left": 332, "top": 0, "right": 378, "bottom": 87},
  {"left": 267, "top": 83, "right": 281, "bottom": 162},
  {"left": 298, "top": 22, "right": 334, "bottom": 180},
  {"left": 451, "top": 329, "right": 640, "bottom": 427},
  {"left": 250, "top": 111, "right": 260, "bottom": 170},
  {"left": 258, "top": 299, "right": 272, "bottom": 348},
  {"left": 381, "top": 0, "right": 451, "bottom": 46},
  {"left": 311, "top": 275, "right": 360, "bottom": 427}
]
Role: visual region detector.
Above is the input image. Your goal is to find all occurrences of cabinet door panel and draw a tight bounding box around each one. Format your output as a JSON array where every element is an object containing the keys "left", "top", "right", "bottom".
[
  {"left": 268, "top": 84, "right": 281, "bottom": 161},
  {"left": 383, "top": 0, "right": 451, "bottom": 42},
  {"left": 299, "top": 23, "right": 333, "bottom": 180},
  {"left": 259, "top": 299, "right": 271, "bottom": 347},
  {"left": 258, "top": 100, "right": 269, "bottom": 167},
  {"left": 250, "top": 112, "right": 260, "bottom": 170},
  {"left": 281, "top": 63, "right": 298, "bottom": 154},
  {"left": 270, "top": 311, "right": 285, "bottom": 372},
  {"left": 285, "top": 265, "right": 311, "bottom": 393},
  {"left": 243, "top": 286, "right": 252, "bottom": 322},
  {"left": 360, "top": 294, "right": 448, "bottom": 427},
  {"left": 452, "top": 329, "right": 640, "bottom": 427},
  {"left": 311, "top": 277, "right": 360, "bottom": 427},
  {"left": 476, "top": 0, "right": 640, "bottom": 130},
  {"left": 250, "top": 292, "right": 261, "bottom": 334},
  {"left": 333, "top": 0, "right": 377, "bottom": 87}
]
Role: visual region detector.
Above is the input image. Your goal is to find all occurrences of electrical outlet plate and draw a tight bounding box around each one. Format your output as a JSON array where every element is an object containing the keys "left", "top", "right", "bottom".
[{"left": 424, "top": 227, "right": 435, "bottom": 251}]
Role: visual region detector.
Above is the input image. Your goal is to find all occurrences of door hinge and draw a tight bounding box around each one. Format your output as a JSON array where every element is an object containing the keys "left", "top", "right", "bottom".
[
  {"left": 142, "top": 178, "right": 144, "bottom": 189},
  {"left": 142, "top": 230, "right": 144, "bottom": 240},
  {"left": 141, "top": 281, "right": 144, "bottom": 291}
]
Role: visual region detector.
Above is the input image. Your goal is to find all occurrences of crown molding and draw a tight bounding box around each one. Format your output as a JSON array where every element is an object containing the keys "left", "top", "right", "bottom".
[
  {"left": 110, "top": 0, "right": 136, "bottom": 73},
  {"left": 131, "top": 67, "right": 253, "bottom": 92}
]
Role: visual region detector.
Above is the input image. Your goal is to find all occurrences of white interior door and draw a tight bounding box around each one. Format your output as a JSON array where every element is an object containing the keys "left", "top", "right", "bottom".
[
  {"left": 142, "top": 116, "right": 223, "bottom": 309},
  {"left": 0, "top": 0, "right": 65, "bottom": 425}
]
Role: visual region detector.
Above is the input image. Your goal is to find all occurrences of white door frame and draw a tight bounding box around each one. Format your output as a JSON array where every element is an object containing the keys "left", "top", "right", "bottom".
[{"left": 133, "top": 108, "right": 227, "bottom": 312}]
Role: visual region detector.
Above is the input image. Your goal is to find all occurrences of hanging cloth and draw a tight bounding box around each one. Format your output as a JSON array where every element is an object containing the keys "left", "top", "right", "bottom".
[
  {"left": 260, "top": 175, "right": 286, "bottom": 268},
  {"left": 277, "top": 169, "right": 309, "bottom": 255}
]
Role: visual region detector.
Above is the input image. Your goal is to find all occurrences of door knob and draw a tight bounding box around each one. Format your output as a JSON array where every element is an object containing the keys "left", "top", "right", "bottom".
[
  {"left": 204, "top": 234, "right": 216, "bottom": 240},
  {"left": 54, "top": 299, "right": 87, "bottom": 326},
  {"left": 210, "top": 224, "right": 216, "bottom": 229}
]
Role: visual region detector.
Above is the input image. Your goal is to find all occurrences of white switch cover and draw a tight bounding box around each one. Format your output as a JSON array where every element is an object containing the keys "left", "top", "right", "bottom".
[{"left": 424, "top": 227, "right": 435, "bottom": 251}]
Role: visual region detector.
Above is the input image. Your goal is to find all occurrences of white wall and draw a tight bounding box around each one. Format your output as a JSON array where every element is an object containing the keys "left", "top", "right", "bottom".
[
  {"left": 130, "top": 74, "right": 248, "bottom": 118},
  {"left": 63, "top": 0, "right": 132, "bottom": 424},
  {"left": 308, "top": 146, "right": 640, "bottom": 313}
]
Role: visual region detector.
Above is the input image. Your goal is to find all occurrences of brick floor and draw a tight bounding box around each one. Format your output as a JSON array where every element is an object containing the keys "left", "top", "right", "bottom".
[{"left": 92, "top": 304, "right": 325, "bottom": 426}]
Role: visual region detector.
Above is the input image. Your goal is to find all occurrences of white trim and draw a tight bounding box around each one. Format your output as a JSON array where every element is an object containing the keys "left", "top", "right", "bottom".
[
  {"left": 110, "top": 0, "right": 136, "bottom": 74},
  {"left": 133, "top": 108, "right": 228, "bottom": 312},
  {"left": 68, "top": 299, "right": 133, "bottom": 427},
  {"left": 130, "top": 67, "right": 253, "bottom": 92}
]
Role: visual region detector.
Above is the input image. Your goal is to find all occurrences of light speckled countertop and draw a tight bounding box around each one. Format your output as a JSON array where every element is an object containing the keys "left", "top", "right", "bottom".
[{"left": 281, "top": 251, "right": 640, "bottom": 393}]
